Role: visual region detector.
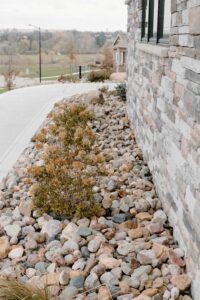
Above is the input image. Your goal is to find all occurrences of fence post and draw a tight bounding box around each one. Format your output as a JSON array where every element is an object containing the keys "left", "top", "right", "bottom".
[{"left": 79, "top": 66, "right": 82, "bottom": 79}]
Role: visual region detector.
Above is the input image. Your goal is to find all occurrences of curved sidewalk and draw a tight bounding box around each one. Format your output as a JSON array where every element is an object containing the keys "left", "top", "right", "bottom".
[{"left": 0, "top": 83, "right": 116, "bottom": 182}]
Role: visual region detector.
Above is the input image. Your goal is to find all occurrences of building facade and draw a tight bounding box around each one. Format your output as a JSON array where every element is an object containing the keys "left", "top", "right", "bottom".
[
  {"left": 113, "top": 34, "right": 127, "bottom": 72},
  {"left": 126, "top": 1, "right": 200, "bottom": 298}
]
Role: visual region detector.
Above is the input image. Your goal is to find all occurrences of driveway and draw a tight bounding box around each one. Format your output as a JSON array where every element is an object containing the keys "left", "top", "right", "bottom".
[{"left": 0, "top": 83, "right": 116, "bottom": 182}]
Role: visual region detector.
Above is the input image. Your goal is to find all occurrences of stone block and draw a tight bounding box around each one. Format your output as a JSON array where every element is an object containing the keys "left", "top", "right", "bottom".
[
  {"left": 179, "top": 35, "right": 194, "bottom": 47},
  {"left": 187, "top": 0, "right": 200, "bottom": 9},
  {"left": 183, "top": 90, "right": 200, "bottom": 122},
  {"left": 181, "top": 56, "right": 200, "bottom": 73},
  {"left": 189, "top": 7, "right": 200, "bottom": 34},
  {"left": 185, "top": 69, "right": 200, "bottom": 85},
  {"left": 182, "top": 9, "right": 189, "bottom": 25},
  {"left": 172, "top": 58, "right": 185, "bottom": 76}
]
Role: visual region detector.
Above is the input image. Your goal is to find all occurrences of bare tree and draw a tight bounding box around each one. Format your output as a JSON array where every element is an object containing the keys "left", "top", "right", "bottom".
[
  {"left": 3, "top": 43, "right": 16, "bottom": 90},
  {"left": 67, "top": 41, "right": 76, "bottom": 75},
  {"left": 102, "top": 43, "right": 113, "bottom": 70}
]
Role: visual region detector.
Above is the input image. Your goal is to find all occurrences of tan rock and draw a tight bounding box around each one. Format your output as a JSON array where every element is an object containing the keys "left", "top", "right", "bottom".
[
  {"left": 119, "top": 280, "right": 130, "bottom": 294},
  {"left": 152, "top": 243, "right": 168, "bottom": 262},
  {"left": 136, "top": 212, "right": 152, "bottom": 221},
  {"left": 133, "top": 295, "right": 151, "bottom": 300},
  {"left": 19, "top": 198, "right": 33, "bottom": 217},
  {"left": 97, "top": 243, "right": 114, "bottom": 256},
  {"left": 171, "top": 274, "right": 191, "bottom": 291},
  {"left": 0, "top": 236, "right": 10, "bottom": 259},
  {"left": 98, "top": 286, "right": 112, "bottom": 300},
  {"left": 142, "top": 288, "right": 159, "bottom": 297},
  {"left": 168, "top": 249, "right": 186, "bottom": 267},
  {"left": 70, "top": 270, "right": 85, "bottom": 279},
  {"left": 130, "top": 288, "right": 140, "bottom": 298},
  {"left": 118, "top": 220, "right": 138, "bottom": 232},
  {"left": 130, "top": 208, "right": 137, "bottom": 216},
  {"left": 128, "top": 228, "right": 143, "bottom": 239},
  {"left": 153, "top": 277, "right": 164, "bottom": 289},
  {"left": 41, "top": 273, "right": 60, "bottom": 286},
  {"left": 99, "top": 256, "right": 121, "bottom": 269}
]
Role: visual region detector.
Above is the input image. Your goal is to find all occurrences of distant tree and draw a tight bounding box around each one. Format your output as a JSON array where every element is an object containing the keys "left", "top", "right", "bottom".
[
  {"left": 102, "top": 44, "right": 113, "bottom": 70},
  {"left": 3, "top": 43, "right": 16, "bottom": 90},
  {"left": 95, "top": 32, "right": 106, "bottom": 48},
  {"left": 18, "top": 37, "right": 29, "bottom": 54},
  {"left": 67, "top": 41, "right": 76, "bottom": 61},
  {"left": 67, "top": 41, "right": 76, "bottom": 74}
]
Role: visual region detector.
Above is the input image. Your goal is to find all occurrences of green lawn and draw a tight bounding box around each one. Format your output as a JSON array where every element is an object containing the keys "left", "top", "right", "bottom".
[
  {"left": 0, "top": 88, "right": 8, "bottom": 94},
  {"left": 0, "top": 53, "right": 103, "bottom": 79}
]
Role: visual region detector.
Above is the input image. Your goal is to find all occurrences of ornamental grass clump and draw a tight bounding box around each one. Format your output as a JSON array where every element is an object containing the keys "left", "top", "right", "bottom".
[
  {"left": 0, "top": 278, "right": 49, "bottom": 300},
  {"left": 29, "top": 103, "right": 103, "bottom": 219}
]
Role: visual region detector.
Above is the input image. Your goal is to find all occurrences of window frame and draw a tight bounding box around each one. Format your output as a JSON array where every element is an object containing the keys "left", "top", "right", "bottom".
[{"left": 141, "top": 0, "right": 170, "bottom": 45}]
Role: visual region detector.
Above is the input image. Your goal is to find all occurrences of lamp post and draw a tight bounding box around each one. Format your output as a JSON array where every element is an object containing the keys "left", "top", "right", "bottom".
[{"left": 29, "top": 24, "right": 42, "bottom": 83}]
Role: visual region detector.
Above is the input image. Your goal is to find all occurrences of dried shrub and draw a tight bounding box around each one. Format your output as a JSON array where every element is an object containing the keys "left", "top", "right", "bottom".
[
  {"left": 29, "top": 103, "right": 103, "bottom": 219},
  {"left": 4, "top": 71, "right": 15, "bottom": 90},
  {"left": 87, "top": 70, "right": 111, "bottom": 82},
  {"left": 0, "top": 278, "right": 49, "bottom": 300},
  {"left": 90, "top": 93, "right": 105, "bottom": 105}
]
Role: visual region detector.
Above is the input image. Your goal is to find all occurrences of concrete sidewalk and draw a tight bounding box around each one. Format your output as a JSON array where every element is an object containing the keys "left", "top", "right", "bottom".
[{"left": 0, "top": 83, "right": 116, "bottom": 182}]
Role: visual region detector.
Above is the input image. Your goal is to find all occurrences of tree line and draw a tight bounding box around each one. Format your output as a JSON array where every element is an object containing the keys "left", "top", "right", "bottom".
[{"left": 0, "top": 29, "right": 123, "bottom": 55}]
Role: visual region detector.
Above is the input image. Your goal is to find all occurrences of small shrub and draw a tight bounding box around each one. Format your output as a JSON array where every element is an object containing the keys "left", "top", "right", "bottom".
[
  {"left": 4, "top": 71, "right": 16, "bottom": 90},
  {"left": 115, "top": 83, "right": 127, "bottom": 101},
  {"left": 87, "top": 70, "right": 111, "bottom": 82},
  {"left": 98, "top": 85, "right": 109, "bottom": 94},
  {"left": 0, "top": 278, "right": 49, "bottom": 300},
  {"left": 29, "top": 103, "right": 102, "bottom": 219},
  {"left": 90, "top": 93, "right": 105, "bottom": 105},
  {"left": 58, "top": 74, "right": 78, "bottom": 83}
]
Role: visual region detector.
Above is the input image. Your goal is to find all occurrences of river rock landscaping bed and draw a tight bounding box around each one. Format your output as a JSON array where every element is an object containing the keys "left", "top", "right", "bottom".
[{"left": 0, "top": 89, "right": 192, "bottom": 300}]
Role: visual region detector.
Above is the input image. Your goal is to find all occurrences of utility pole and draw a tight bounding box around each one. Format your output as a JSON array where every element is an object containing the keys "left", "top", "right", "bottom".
[
  {"left": 39, "top": 27, "right": 42, "bottom": 83},
  {"left": 29, "top": 24, "right": 42, "bottom": 83}
]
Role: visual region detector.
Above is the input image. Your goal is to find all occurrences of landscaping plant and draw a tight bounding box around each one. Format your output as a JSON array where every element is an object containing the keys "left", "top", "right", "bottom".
[
  {"left": 87, "top": 70, "right": 111, "bottom": 82},
  {"left": 115, "top": 83, "right": 127, "bottom": 101},
  {"left": 29, "top": 103, "right": 103, "bottom": 219},
  {"left": 0, "top": 278, "right": 49, "bottom": 300}
]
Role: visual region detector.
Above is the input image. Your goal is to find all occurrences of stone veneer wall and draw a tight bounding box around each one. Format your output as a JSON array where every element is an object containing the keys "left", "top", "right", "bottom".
[{"left": 126, "top": 0, "right": 200, "bottom": 298}]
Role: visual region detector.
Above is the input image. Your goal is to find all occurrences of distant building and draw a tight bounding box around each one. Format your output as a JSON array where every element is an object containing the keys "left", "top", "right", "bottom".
[{"left": 113, "top": 34, "right": 127, "bottom": 72}]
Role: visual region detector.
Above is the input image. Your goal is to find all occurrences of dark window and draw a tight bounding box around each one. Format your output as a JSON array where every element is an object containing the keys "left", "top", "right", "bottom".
[
  {"left": 141, "top": 0, "right": 171, "bottom": 44},
  {"left": 141, "top": 0, "right": 149, "bottom": 41}
]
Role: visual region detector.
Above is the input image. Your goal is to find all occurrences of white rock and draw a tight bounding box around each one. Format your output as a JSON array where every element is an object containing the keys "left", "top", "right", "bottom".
[
  {"left": 163, "top": 290, "right": 171, "bottom": 300},
  {"left": 26, "top": 268, "right": 36, "bottom": 278},
  {"left": 62, "top": 240, "right": 79, "bottom": 253},
  {"left": 47, "top": 263, "right": 57, "bottom": 273},
  {"left": 61, "top": 223, "right": 80, "bottom": 242},
  {"left": 171, "top": 287, "right": 180, "bottom": 299},
  {"left": 5, "top": 224, "right": 21, "bottom": 238},
  {"left": 0, "top": 215, "right": 12, "bottom": 227},
  {"left": 59, "top": 270, "right": 70, "bottom": 285},
  {"left": 8, "top": 246, "right": 24, "bottom": 259},
  {"left": 84, "top": 273, "right": 100, "bottom": 290},
  {"left": 72, "top": 258, "right": 86, "bottom": 270},
  {"left": 153, "top": 210, "right": 167, "bottom": 224},
  {"left": 88, "top": 236, "right": 103, "bottom": 252},
  {"left": 41, "top": 220, "right": 62, "bottom": 238}
]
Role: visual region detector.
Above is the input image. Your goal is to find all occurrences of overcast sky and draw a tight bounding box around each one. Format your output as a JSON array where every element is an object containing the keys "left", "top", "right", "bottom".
[{"left": 0, "top": 0, "right": 127, "bottom": 32}]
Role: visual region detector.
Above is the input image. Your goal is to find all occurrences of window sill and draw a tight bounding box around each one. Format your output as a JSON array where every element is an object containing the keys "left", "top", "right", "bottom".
[{"left": 136, "top": 43, "right": 169, "bottom": 58}]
